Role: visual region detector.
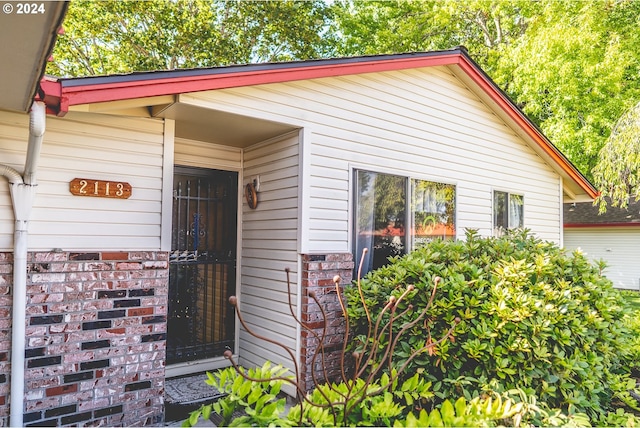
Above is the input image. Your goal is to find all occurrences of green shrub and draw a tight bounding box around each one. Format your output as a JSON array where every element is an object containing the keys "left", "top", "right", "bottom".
[
  {"left": 286, "top": 371, "right": 433, "bottom": 426},
  {"left": 290, "top": 382, "right": 532, "bottom": 427},
  {"left": 620, "top": 289, "right": 640, "bottom": 376},
  {"left": 182, "top": 362, "right": 292, "bottom": 427},
  {"left": 596, "top": 408, "right": 639, "bottom": 428},
  {"left": 395, "top": 390, "right": 591, "bottom": 428},
  {"left": 185, "top": 367, "right": 588, "bottom": 427},
  {"left": 346, "top": 229, "right": 635, "bottom": 419}
]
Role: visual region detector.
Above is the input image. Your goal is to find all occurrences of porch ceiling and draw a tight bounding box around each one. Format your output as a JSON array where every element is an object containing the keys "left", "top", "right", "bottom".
[{"left": 153, "top": 101, "right": 298, "bottom": 148}]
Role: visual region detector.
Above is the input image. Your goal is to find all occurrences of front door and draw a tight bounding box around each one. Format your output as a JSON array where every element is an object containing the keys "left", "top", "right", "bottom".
[{"left": 167, "top": 166, "right": 238, "bottom": 365}]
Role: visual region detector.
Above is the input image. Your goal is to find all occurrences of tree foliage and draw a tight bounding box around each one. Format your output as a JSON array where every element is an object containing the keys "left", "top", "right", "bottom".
[
  {"left": 593, "top": 101, "right": 640, "bottom": 211},
  {"left": 490, "top": 0, "right": 640, "bottom": 186},
  {"left": 331, "top": 0, "right": 533, "bottom": 64},
  {"left": 48, "top": 0, "right": 336, "bottom": 76}
]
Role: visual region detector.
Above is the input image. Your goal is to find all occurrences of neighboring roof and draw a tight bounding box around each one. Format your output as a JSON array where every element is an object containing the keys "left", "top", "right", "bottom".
[
  {"left": 0, "top": 2, "right": 67, "bottom": 112},
  {"left": 36, "top": 48, "right": 598, "bottom": 201},
  {"left": 564, "top": 198, "right": 640, "bottom": 227}
]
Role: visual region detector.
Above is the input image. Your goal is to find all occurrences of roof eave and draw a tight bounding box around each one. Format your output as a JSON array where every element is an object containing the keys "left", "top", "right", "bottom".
[
  {"left": 39, "top": 49, "right": 597, "bottom": 199},
  {"left": 44, "top": 50, "right": 463, "bottom": 113},
  {"left": 452, "top": 53, "right": 598, "bottom": 201},
  {"left": 0, "top": 1, "right": 68, "bottom": 113}
]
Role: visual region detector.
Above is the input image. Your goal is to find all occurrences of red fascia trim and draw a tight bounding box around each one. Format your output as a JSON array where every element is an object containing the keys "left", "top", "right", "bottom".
[
  {"left": 456, "top": 57, "right": 598, "bottom": 200},
  {"left": 61, "top": 54, "right": 460, "bottom": 108},
  {"left": 564, "top": 223, "right": 640, "bottom": 228},
  {"left": 36, "top": 78, "right": 63, "bottom": 115}
]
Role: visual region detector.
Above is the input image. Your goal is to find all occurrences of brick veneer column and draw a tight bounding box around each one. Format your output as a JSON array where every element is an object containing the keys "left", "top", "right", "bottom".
[
  {"left": 0, "top": 250, "right": 168, "bottom": 427},
  {"left": 299, "top": 253, "right": 354, "bottom": 393},
  {"left": 0, "top": 253, "right": 12, "bottom": 424}
]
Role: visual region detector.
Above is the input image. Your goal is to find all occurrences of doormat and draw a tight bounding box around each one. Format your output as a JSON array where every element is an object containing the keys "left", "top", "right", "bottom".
[
  {"left": 165, "top": 372, "right": 228, "bottom": 424},
  {"left": 165, "top": 372, "right": 226, "bottom": 405}
]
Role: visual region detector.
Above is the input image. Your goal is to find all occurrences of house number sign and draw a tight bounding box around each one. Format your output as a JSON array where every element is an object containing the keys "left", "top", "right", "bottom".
[{"left": 69, "top": 178, "right": 132, "bottom": 199}]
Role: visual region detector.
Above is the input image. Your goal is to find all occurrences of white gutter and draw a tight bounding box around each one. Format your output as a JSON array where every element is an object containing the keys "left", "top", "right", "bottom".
[{"left": 0, "top": 101, "right": 45, "bottom": 428}]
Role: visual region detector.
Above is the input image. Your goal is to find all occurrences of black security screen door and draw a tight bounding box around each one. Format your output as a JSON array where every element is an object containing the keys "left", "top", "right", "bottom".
[{"left": 167, "top": 167, "right": 238, "bottom": 365}]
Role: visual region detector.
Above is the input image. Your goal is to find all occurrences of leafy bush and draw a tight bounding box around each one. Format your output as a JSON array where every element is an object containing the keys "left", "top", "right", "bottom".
[
  {"left": 287, "top": 371, "right": 433, "bottom": 426},
  {"left": 185, "top": 363, "right": 588, "bottom": 427},
  {"left": 290, "top": 382, "right": 534, "bottom": 427},
  {"left": 620, "top": 289, "right": 640, "bottom": 376},
  {"left": 182, "top": 362, "right": 292, "bottom": 427},
  {"left": 395, "top": 390, "right": 591, "bottom": 428},
  {"left": 346, "top": 229, "right": 636, "bottom": 419}
]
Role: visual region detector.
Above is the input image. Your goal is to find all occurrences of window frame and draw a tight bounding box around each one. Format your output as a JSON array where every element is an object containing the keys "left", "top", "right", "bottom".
[
  {"left": 492, "top": 189, "right": 524, "bottom": 236},
  {"left": 351, "top": 167, "right": 457, "bottom": 276},
  {"left": 409, "top": 177, "right": 457, "bottom": 249}
]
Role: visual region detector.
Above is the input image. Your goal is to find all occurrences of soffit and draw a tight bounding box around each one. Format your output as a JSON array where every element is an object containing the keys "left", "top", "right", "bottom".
[
  {"left": 154, "top": 101, "right": 298, "bottom": 147},
  {"left": 0, "top": 2, "right": 67, "bottom": 112},
  {"left": 68, "top": 95, "right": 298, "bottom": 148}
]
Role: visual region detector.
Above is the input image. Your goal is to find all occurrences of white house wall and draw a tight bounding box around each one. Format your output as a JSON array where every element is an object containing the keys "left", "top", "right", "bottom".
[
  {"left": 181, "top": 65, "right": 563, "bottom": 252},
  {"left": 0, "top": 110, "right": 165, "bottom": 251},
  {"left": 239, "top": 132, "right": 300, "bottom": 374},
  {"left": 564, "top": 228, "right": 640, "bottom": 290},
  {"left": 174, "top": 137, "right": 242, "bottom": 171}
]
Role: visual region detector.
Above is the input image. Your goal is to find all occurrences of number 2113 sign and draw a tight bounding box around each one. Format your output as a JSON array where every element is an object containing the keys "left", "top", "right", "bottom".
[{"left": 69, "top": 178, "right": 132, "bottom": 199}]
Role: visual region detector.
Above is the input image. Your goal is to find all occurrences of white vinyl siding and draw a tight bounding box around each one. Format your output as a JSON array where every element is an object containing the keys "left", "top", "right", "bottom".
[
  {"left": 239, "top": 132, "right": 300, "bottom": 375},
  {"left": 174, "top": 137, "right": 241, "bottom": 171},
  {"left": 0, "top": 111, "right": 164, "bottom": 251},
  {"left": 181, "top": 65, "right": 563, "bottom": 251},
  {"left": 564, "top": 228, "right": 640, "bottom": 290}
]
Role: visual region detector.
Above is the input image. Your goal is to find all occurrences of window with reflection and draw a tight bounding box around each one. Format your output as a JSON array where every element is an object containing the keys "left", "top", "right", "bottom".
[
  {"left": 354, "top": 171, "right": 406, "bottom": 276},
  {"left": 411, "top": 179, "right": 456, "bottom": 248},
  {"left": 353, "top": 170, "right": 456, "bottom": 277},
  {"left": 494, "top": 190, "right": 523, "bottom": 235}
]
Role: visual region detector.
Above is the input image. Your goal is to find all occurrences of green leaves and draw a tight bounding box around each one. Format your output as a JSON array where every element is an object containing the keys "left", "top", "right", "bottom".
[
  {"left": 394, "top": 394, "right": 527, "bottom": 427},
  {"left": 346, "top": 229, "right": 636, "bottom": 421},
  {"left": 49, "top": 0, "right": 336, "bottom": 77},
  {"left": 593, "top": 100, "right": 640, "bottom": 211},
  {"left": 286, "top": 371, "right": 434, "bottom": 427},
  {"left": 182, "top": 362, "right": 292, "bottom": 427}
]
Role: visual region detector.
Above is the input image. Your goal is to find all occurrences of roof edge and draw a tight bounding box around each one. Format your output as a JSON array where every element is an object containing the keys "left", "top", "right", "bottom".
[
  {"left": 25, "top": 1, "right": 68, "bottom": 113},
  {"left": 453, "top": 52, "right": 598, "bottom": 200},
  {"left": 39, "top": 48, "right": 597, "bottom": 199},
  {"left": 44, "top": 50, "right": 463, "bottom": 112}
]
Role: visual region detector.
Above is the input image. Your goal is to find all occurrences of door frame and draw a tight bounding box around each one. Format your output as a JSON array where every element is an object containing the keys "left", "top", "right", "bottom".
[{"left": 162, "top": 162, "right": 243, "bottom": 378}]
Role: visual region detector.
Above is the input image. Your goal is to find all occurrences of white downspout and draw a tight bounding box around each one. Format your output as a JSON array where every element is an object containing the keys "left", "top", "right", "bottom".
[
  {"left": 1, "top": 101, "right": 45, "bottom": 428},
  {"left": 23, "top": 102, "right": 46, "bottom": 186},
  {"left": 0, "top": 166, "right": 23, "bottom": 184}
]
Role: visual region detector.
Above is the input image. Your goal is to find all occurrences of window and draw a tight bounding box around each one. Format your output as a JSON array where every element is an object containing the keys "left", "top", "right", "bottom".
[
  {"left": 493, "top": 190, "right": 523, "bottom": 235},
  {"left": 353, "top": 170, "right": 455, "bottom": 276},
  {"left": 411, "top": 179, "right": 456, "bottom": 248}
]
